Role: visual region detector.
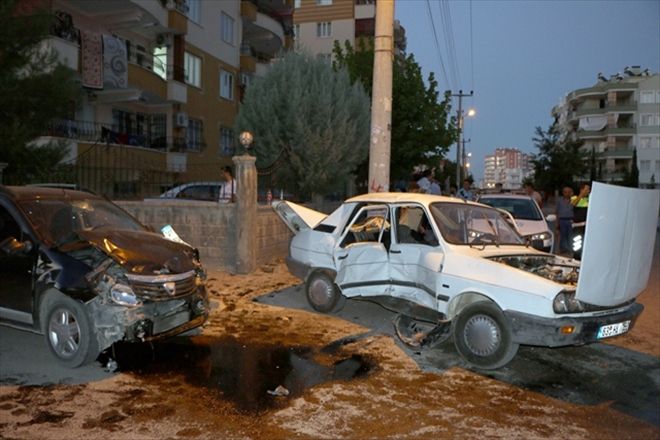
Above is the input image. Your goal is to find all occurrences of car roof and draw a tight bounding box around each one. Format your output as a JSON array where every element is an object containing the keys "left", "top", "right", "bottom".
[
  {"left": 0, "top": 185, "right": 101, "bottom": 202},
  {"left": 479, "top": 193, "right": 534, "bottom": 200},
  {"left": 346, "top": 192, "right": 485, "bottom": 207}
]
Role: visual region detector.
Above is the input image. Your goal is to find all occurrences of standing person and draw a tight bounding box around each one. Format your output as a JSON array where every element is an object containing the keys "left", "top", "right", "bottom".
[
  {"left": 556, "top": 186, "right": 574, "bottom": 255},
  {"left": 457, "top": 179, "right": 474, "bottom": 201},
  {"left": 571, "top": 183, "right": 590, "bottom": 222},
  {"left": 219, "top": 166, "right": 235, "bottom": 203},
  {"left": 428, "top": 176, "right": 442, "bottom": 195},
  {"left": 524, "top": 182, "right": 543, "bottom": 208},
  {"left": 416, "top": 169, "right": 432, "bottom": 193}
]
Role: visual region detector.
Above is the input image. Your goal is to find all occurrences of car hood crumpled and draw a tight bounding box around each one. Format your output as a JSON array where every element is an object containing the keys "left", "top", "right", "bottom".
[{"left": 76, "top": 229, "right": 197, "bottom": 275}]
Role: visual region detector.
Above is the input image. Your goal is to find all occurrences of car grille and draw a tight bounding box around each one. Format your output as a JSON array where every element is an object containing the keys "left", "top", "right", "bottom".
[{"left": 126, "top": 270, "right": 197, "bottom": 301}]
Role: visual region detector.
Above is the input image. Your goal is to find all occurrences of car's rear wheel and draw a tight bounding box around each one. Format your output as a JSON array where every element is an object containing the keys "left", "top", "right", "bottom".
[
  {"left": 305, "top": 271, "right": 344, "bottom": 313},
  {"left": 44, "top": 295, "right": 99, "bottom": 368},
  {"left": 452, "top": 301, "right": 518, "bottom": 369}
]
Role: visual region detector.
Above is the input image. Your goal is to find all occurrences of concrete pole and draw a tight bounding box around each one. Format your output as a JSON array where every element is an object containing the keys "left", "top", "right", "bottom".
[
  {"left": 233, "top": 155, "right": 257, "bottom": 274},
  {"left": 368, "top": 0, "right": 394, "bottom": 193},
  {"left": 456, "top": 97, "right": 463, "bottom": 188}
]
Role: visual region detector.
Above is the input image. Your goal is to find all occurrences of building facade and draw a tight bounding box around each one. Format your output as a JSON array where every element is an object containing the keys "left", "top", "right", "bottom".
[
  {"left": 292, "top": 0, "right": 405, "bottom": 61},
  {"left": 552, "top": 67, "right": 660, "bottom": 188},
  {"left": 483, "top": 147, "right": 533, "bottom": 191},
  {"left": 35, "top": 0, "right": 290, "bottom": 198}
]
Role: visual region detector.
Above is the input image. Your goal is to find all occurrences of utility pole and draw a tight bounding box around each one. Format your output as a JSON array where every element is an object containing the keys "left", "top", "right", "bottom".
[
  {"left": 462, "top": 138, "right": 471, "bottom": 179},
  {"left": 368, "top": 0, "right": 394, "bottom": 193},
  {"left": 452, "top": 90, "right": 473, "bottom": 188}
]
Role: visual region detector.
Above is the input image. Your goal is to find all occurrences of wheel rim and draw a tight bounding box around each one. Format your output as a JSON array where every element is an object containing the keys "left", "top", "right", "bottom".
[
  {"left": 463, "top": 314, "right": 501, "bottom": 357},
  {"left": 309, "top": 277, "right": 334, "bottom": 307},
  {"left": 48, "top": 308, "right": 82, "bottom": 358}
]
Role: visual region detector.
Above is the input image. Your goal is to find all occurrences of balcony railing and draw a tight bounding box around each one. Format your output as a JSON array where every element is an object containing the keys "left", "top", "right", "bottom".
[{"left": 43, "top": 119, "right": 204, "bottom": 153}]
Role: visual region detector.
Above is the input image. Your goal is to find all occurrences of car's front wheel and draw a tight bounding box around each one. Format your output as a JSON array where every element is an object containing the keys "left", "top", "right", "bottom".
[
  {"left": 305, "top": 271, "right": 344, "bottom": 313},
  {"left": 453, "top": 301, "right": 518, "bottom": 369},
  {"left": 44, "top": 295, "right": 100, "bottom": 368}
]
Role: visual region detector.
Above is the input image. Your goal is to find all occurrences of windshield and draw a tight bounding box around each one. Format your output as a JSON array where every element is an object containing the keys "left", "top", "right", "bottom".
[
  {"left": 18, "top": 198, "right": 145, "bottom": 247},
  {"left": 478, "top": 197, "right": 543, "bottom": 221},
  {"left": 430, "top": 202, "right": 525, "bottom": 246}
]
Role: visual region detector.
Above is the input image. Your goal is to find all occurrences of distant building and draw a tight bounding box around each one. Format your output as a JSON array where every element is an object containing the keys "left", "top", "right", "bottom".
[
  {"left": 552, "top": 67, "right": 660, "bottom": 188},
  {"left": 292, "top": 0, "right": 406, "bottom": 61},
  {"left": 483, "top": 148, "right": 533, "bottom": 190}
]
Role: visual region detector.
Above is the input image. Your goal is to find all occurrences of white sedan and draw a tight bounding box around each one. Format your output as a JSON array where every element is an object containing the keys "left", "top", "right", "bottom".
[{"left": 274, "top": 183, "right": 658, "bottom": 369}]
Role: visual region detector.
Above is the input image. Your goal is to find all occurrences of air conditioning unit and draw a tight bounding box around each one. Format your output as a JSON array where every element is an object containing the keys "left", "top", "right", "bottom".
[{"left": 174, "top": 112, "right": 188, "bottom": 127}]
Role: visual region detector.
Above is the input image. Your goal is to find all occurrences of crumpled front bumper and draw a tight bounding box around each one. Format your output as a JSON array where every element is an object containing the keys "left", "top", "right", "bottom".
[{"left": 504, "top": 302, "right": 644, "bottom": 347}]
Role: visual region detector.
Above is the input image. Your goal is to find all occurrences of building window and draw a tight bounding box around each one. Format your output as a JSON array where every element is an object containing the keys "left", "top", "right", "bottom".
[
  {"left": 640, "top": 113, "right": 660, "bottom": 127},
  {"left": 221, "top": 12, "right": 235, "bottom": 45},
  {"left": 294, "top": 0, "right": 301, "bottom": 8},
  {"left": 220, "top": 127, "right": 235, "bottom": 156},
  {"left": 294, "top": 24, "right": 300, "bottom": 39},
  {"left": 640, "top": 90, "right": 656, "bottom": 104},
  {"left": 187, "top": 119, "right": 204, "bottom": 152},
  {"left": 184, "top": 52, "right": 201, "bottom": 87},
  {"left": 640, "top": 160, "right": 651, "bottom": 172},
  {"left": 220, "top": 69, "right": 234, "bottom": 100},
  {"left": 316, "top": 0, "right": 332, "bottom": 5},
  {"left": 153, "top": 46, "right": 167, "bottom": 80},
  {"left": 317, "top": 21, "right": 332, "bottom": 38},
  {"left": 187, "top": 0, "right": 201, "bottom": 24}
]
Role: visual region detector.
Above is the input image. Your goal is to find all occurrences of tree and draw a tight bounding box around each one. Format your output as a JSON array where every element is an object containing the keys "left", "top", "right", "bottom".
[
  {"left": 236, "top": 51, "right": 370, "bottom": 200},
  {"left": 333, "top": 40, "right": 457, "bottom": 185},
  {"left": 621, "top": 148, "right": 639, "bottom": 188},
  {"left": 531, "top": 125, "right": 588, "bottom": 193},
  {"left": 0, "top": 1, "right": 80, "bottom": 184}
]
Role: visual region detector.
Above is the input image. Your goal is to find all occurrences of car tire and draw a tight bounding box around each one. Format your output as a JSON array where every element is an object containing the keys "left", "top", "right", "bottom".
[
  {"left": 452, "top": 301, "right": 518, "bottom": 370},
  {"left": 44, "top": 295, "right": 100, "bottom": 368},
  {"left": 305, "top": 271, "right": 343, "bottom": 313}
]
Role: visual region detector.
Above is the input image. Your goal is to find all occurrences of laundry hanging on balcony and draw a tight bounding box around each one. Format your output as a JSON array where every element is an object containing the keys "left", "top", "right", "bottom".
[
  {"left": 81, "top": 30, "right": 103, "bottom": 89},
  {"left": 578, "top": 115, "right": 607, "bottom": 131},
  {"left": 103, "top": 35, "right": 128, "bottom": 89}
]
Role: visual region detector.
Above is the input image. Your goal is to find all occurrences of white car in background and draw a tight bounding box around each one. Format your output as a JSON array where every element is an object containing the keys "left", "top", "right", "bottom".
[
  {"left": 478, "top": 193, "right": 555, "bottom": 253},
  {"left": 158, "top": 182, "right": 224, "bottom": 201},
  {"left": 273, "top": 183, "right": 658, "bottom": 369}
]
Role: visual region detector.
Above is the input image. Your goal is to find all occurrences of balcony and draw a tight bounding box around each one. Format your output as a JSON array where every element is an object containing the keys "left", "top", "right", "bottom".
[
  {"left": 569, "top": 81, "right": 639, "bottom": 102},
  {"left": 602, "top": 148, "right": 635, "bottom": 159},
  {"left": 578, "top": 125, "right": 636, "bottom": 138},
  {"left": 43, "top": 119, "right": 203, "bottom": 153},
  {"left": 242, "top": 8, "right": 285, "bottom": 60}
]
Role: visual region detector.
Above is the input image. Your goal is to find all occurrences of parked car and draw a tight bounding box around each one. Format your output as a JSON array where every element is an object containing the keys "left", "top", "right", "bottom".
[
  {"left": 273, "top": 183, "right": 658, "bottom": 369},
  {"left": 158, "top": 182, "right": 224, "bottom": 201},
  {"left": 0, "top": 186, "right": 209, "bottom": 367},
  {"left": 478, "top": 193, "right": 555, "bottom": 253}
]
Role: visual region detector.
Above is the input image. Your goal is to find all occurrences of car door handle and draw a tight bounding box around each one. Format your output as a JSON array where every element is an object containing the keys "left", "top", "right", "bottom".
[
  {"left": 390, "top": 250, "right": 402, "bottom": 254},
  {"left": 337, "top": 254, "right": 348, "bottom": 260}
]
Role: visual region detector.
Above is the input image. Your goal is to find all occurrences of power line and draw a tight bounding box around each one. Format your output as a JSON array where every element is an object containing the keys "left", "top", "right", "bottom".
[
  {"left": 469, "top": 0, "right": 474, "bottom": 92},
  {"left": 425, "top": 0, "right": 450, "bottom": 90},
  {"left": 439, "top": 0, "right": 461, "bottom": 91}
]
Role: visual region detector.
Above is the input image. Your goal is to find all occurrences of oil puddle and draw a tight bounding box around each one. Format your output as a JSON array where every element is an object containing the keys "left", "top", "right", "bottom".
[{"left": 102, "top": 336, "right": 374, "bottom": 413}]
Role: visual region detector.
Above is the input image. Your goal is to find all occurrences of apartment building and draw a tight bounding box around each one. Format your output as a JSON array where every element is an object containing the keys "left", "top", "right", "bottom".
[
  {"left": 552, "top": 67, "right": 660, "bottom": 188},
  {"left": 483, "top": 147, "right": 533, "bottom": 190},
  {"left": 36, "top": 0, "right": 290, "bottom": 198},
  {"left": 292, "top": 0, "right": 405, "bottom": 61}
]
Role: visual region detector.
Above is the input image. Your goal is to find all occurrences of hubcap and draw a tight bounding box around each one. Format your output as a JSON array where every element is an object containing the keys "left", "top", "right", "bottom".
[
  {"left": 48, "top": 308, "right": 81, "bottom": 358},
  {"left": 463, "top": 314, "right": 501, "bottom": 357},
  {"left": 309, "top": 277, "right": 334, "bottom": 306}
]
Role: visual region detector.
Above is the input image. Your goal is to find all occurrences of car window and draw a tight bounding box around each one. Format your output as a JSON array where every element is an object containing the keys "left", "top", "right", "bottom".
[
  {"left": 178, "top": 185, "right": 215, "bottom": 200},
  {"left": 0, "top": 206, "right": 21, "bottom": 242},
  {"left": 340, "top": 205, "right": 390, "bottom": 248},
  {"left": 479, "top": 197, "right": 542, "bottom": 221},
  {"left": 394, "top": 206, "right": 438, "bottom": 246}
]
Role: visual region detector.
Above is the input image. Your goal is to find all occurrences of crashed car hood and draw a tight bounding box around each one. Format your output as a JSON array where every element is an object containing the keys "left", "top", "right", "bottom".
[
  {"left": 76, "top": 229, "right": 196, "bottom": 274},
  {"left": 272, "top": 201, "right": 327, "bottom": 233},
  {"left": 575, "top": 182, "right": 659, "bottom": 307}
]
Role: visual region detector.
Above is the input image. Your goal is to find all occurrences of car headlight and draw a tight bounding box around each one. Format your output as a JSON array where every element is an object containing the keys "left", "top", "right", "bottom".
[
  {"left": 553, "top": 290, "right": 584, "bottom": 313},
  {"left": 110, "top": 283, "right": 141, "bottom": 307},
  {"left": 528, "top": 231, "right": 551, "bottom": 242},
  {"left": 572, "top": 234, "right": 583, "bottom": 251}
]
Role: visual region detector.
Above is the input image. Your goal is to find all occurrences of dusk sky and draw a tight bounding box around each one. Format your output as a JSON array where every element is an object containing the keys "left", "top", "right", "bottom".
[{"left": 395, "top": 0, "right": 660, "bottom": 183}]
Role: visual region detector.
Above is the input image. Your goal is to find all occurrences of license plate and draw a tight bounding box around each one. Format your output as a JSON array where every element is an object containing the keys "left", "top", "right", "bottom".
[
  {"left": 597, "top": 320, "right": 630, "bottom": 339},
  {"left": 153, "top": 311, "right": 190, "bottom": 335}
]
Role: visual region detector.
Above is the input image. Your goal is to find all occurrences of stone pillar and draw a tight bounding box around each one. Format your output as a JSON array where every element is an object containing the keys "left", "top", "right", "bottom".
[{"left": 233, "top": 155, "right": 257, "bottom": 274}]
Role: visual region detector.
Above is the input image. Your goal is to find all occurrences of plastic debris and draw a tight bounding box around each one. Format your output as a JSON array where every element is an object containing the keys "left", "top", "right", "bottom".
[{"left": 267, "top": 385, "right": 290, "bottom": 397}]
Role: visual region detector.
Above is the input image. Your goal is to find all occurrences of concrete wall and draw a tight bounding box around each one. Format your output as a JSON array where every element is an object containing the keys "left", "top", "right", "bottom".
[{"left": 117, "top": 199, "right": 293, "bottom": 271}]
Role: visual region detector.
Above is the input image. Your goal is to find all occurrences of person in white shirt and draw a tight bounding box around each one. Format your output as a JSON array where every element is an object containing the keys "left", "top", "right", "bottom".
[
  {"left": 457, "top": 179, "right": 474, "bottom": 201},
  {"left": 219, "top": 166, "right": 235, "bottom": 203},
  {"left": 416, "top": 169, "right": 432, "bottom": 193}
]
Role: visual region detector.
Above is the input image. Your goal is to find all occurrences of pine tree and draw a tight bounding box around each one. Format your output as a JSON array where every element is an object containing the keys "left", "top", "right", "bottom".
[
  {"left": 531, "top": 125, "right": 588, "bottom": 193},
  {"left": 236, "top": 51, "right": 370, "bottom": 200}
]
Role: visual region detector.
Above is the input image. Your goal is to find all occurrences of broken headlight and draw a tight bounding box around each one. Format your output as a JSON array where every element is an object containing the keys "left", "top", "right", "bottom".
[
  {"left": 528, "top": 231, "right": 552, "bottom": 242},
  {"left": 553, "top": 290, "right": 584, "bottom": 314},
  {"left": 110, "top": 283, "right": 141, "bottom": 307}
]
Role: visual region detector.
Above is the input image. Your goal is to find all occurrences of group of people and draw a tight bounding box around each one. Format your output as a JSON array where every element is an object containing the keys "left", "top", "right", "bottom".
[
  {"left": 556, "top": 183, "right": 591, "bottom": 255},
  {"left": 413, "top": 170, "right": 478, "bottom": 201}
]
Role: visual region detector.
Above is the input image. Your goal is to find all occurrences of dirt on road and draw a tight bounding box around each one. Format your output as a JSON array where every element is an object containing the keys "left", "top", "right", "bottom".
[{"left": 1, "top": 259, "right": 659, "bottom": 439}]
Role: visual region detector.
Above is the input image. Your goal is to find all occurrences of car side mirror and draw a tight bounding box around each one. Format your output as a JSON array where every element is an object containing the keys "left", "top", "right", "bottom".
[
  {"left": 0, "top": 236, "right": 33, "bottom": 255},
  {"left": 545, "top": 214, "right": 557, "bottom": 223}
]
